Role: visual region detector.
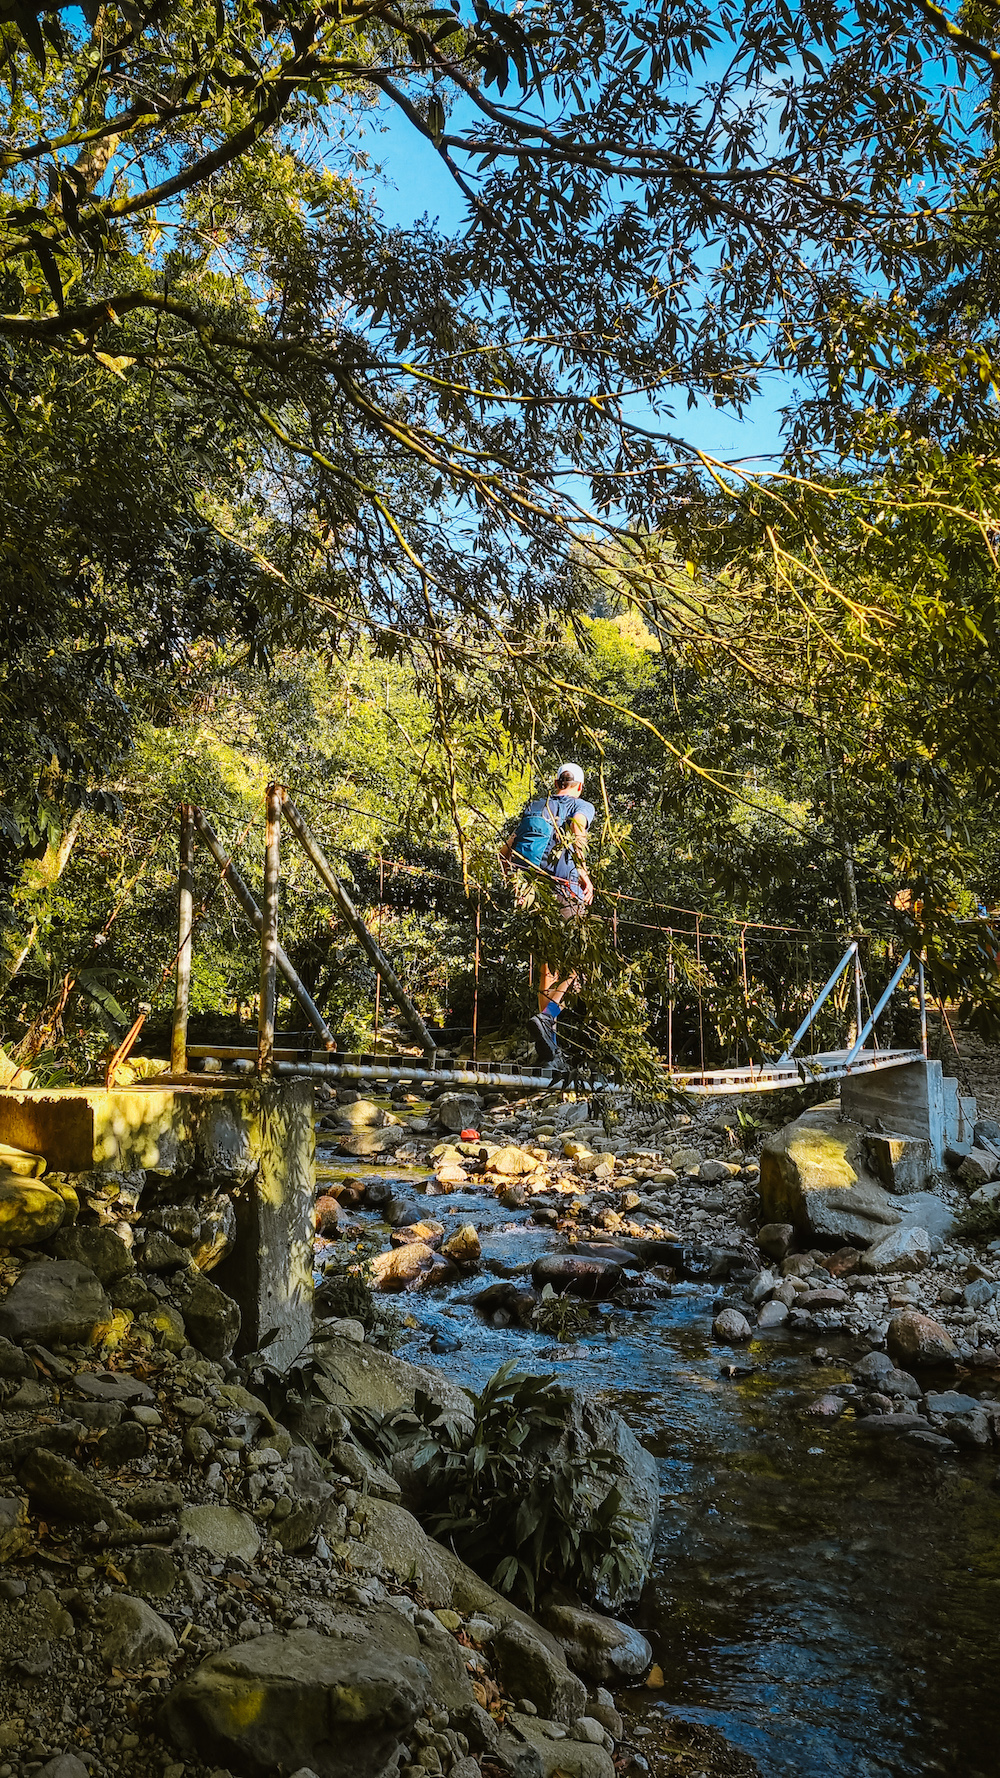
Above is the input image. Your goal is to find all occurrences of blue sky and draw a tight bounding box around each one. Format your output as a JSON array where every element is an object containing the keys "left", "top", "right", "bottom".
[{"left": 363, "top": 106, "right": 789, "bottom": 467}]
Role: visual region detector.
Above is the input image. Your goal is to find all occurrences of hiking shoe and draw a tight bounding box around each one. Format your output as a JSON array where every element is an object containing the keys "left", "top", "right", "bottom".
[{"left": 527, "top": 1012, "right": 560, "bottom": 1064}]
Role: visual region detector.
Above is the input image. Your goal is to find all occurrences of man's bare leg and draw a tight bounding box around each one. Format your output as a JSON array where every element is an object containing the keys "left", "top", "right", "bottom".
[{"left": 538, "top": 962, "right": 579, "bottom": 1015}]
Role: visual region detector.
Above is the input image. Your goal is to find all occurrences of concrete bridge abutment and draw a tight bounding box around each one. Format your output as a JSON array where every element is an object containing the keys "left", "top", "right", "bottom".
[
  {"left": 840, "top": 1057, "right": 976, "bottom": 1186},
  {"left": 0, "top": 1078, "right": 315, "bottom": 1369}
]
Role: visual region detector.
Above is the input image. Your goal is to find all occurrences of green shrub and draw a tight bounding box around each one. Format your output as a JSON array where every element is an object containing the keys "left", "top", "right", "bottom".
[
  {"left": 392, "top": 1359, "right": 640, "bottom": 1609},
  {"left": 530, "top": 1283, "right": 594, "bottom": 1343},
  {"left": 953, "top": 1197, "right": 1000, "bottom": 1247}
]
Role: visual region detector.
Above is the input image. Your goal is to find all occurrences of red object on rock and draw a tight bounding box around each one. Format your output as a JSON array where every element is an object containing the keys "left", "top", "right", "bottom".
[{"left": 460, "top": 1128, "right": 480, "bottom": 1141}]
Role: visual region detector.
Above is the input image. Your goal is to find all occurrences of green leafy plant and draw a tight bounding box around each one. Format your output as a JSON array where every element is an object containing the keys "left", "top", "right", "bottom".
[
  {"left": 953, "top": 1198, "right": 1000, "bottom": 1247},
  {"left": 530, "top": 1283, "right": 594, "bottom": 1343},
  {"left": 392, "top": 1359, "right": 640, "bottom": 1609}
]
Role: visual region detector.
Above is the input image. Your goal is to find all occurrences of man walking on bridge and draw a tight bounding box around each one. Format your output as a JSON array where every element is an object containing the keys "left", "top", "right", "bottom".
[{"left": 500, "top": 763, "right": 595, "bottom": 1063}]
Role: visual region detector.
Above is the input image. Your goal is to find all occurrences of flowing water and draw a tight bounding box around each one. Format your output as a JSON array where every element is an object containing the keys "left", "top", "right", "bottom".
[{"left": 317, "top": 1152, "right": 1000, "bottom": 1778}]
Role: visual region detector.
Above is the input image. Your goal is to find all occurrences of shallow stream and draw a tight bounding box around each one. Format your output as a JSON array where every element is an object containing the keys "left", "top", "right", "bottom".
[{"left": 317, "top": 1150, "right": 1000, "bottom": 1778}]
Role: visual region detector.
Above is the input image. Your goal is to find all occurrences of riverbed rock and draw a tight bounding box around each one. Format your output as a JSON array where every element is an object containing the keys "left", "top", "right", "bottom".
[
  {"left": 958, "top": 1148, "right": 999, "bottom": 1187},
  {"left": 530, "top": 1255, "right": 623, "bottom": 1299},
  {"left": 493, "top": 1621, "right": 588, "bottom": 1723},
  {"left": 172, "top": 1270, "right": 241, "bottom": 1360},
  {"left": 486, "top": 1146, "right": 543, "bottom": 1179},
  {"left": 0, "top": 1259, "right": 112, "bottom": 1346},
  {"left": 190, "top": 1195, "right": 237, "bottom": 1272},
  {"left": 436, "top": 1092, "right": 483, "bottom": 1133},
  {"left": 100, "top": 1593, "right": 177, "bottom": 1667},
  {"left": 369, "top": 1242, "right": 443, "bottom": 1291},
  {"left": 887, "top": 1310, "right": 958, "bottom": 1369},
  {"left": 539, "top": 1601, "right": 652, "bottom": 1684},
  {"left": 331, "top": 1128, "right": 406, "bottom": 1158},
  {"left": 756, "top": 1223, "right": 794, "bottom": 1260},
  {"left": 759, "top": 1105, "right": 904, "bottom": 1246},
  {"left": 859, "top": 1225, "right": 932, "bottom": 1275},
  {"left": 315, "top": 1194, "right": 343, "bottom": 1235},
  {"left": 334, "top": 1099, "right": 385, "bottom": 1129},
  {"left": 20, "top": 1448, "right": 118, "bottom": 1524},
  {"left": 0, "top": 1178, "right": 66, "bottom": 1246},
  {"left": 312, "top": 1331, "right": 471, "bottom": 1426},
  {"left": 161, "top": 1625, "right": 431, "bottom": 1778},
  {"left": 713, "top": 1308, "right": 752, "bottom": 1343},
  {"left": 51, "top": 1223, "right": 134, "bottom": 1283},
  {"left": 507, "top": 1711, "right": 614, "bottom": 1778},
  {"left": 757, "top": 1299, "right": 789, "bottom": 1328},
  {"left": 443, "top": 1223, "right": 482, "bottom": 1265},
  {"left": 470, "top": 1280, "right": 538, "bottom": 1326},
  {"left": 179, "top": 1504, "right": 261, "bottom": 1563},
  {"left": 0, "top": 1494, "right": 31, "bottom": 1562}
]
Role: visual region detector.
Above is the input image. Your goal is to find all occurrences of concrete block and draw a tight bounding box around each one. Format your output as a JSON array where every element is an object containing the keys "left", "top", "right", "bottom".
[
  {"left": 211, "top": 1081, "right": 315, "bottom": 1369},
  {"left": 0, "top": 1080, "right": 315, "bottom": 1372},
  {"left": 942, "top": 1076, "right": 960, "bottom": 1149},
  {"left": 959, "top": 1096, "right": 979, "bottom": 1145},
  {"left": 864, "top": 1132, "right": 934, "bottom": 1195},
  {"left": 841, "top": 1059, "right": 946, "bottom": 1167}
]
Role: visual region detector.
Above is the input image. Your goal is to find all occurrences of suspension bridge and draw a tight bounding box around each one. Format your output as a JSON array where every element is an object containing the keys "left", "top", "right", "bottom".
[{"left": 102, "top": 784, "right": 933, "bottom": 1100}]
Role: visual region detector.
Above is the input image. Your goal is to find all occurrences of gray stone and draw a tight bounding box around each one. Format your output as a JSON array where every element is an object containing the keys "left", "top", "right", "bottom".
[
  {"left": 141, "top": 1231, "right": 192, "bottom": 1272},
  {"left": 435, "top": 1092, "right": 483, "bottom": 1133},
  {"left": 126, "top": 1547, "right": 180, "bottom": 1597},
  {"left": 507, "top": 1712, "right": 613, "bottom": 1778},
  {"left": 174, "top": 1271, "right": 241, "bottom": 1361},
  {"left": 0, "top": 1260, "right": 112, "bottom": 1346},
  {"left": 713, "top": 1308, "right": 752, "bottom": 1343},
  {"left": 161, "top": 1628, "right": 431, "bottom": 1778},
  {"left": 51, "top": 1225, "right": 134, "bottom": 1284},
  {"left": 759, "top": 1106, "right": 903, "bottom": 1246},
  {"left": 0, "top": 1335, "right": 33, "bottom": 1379},
  {"left": 974, "top": 1118, "right": 1000, "bottom": 1155},
  {"left": 493, "top": 1621, "right": 587, "bottom": 1723},
  {"left": 859, "top": 1225, "right": 932, "bottom": 1275},
  {"left": 756, "top": 1223, "right": 794, "bottom": 1260},
  {"left": 190, "top": 1196, "right": 237, "bottom": 1273},
  {"left": 71, "top": 1369, "right": 154, "bottom": 1405},
  {"left": 35, "top": 1757, "right": 91, "bottom": 1778},
  {"left": 332, "top": 1128, "right": 406, "bottom": 1158},
  {"left": 539, "top": 1602, "right": 651, "bottom": 1684},
  {"left": 179, "top": 1505, "right": 261, "bottom": 1563},
  {"left": 881, "top": 1367, "right": 921, "bottom": 1399},
  {"left": 19, "top": 1448, "right": 117, "bottom": 1524},
  {"left": 958, "top": 1148, "right": 999, "bottom": 1187},
  {"left": 963, "top": 1279, "right": 999, "bottom": 1309},
  {"left": 757, "top": 1299, "right": 789, "bottom": 1329},
  {"left": 100, "top": 1593, "right": 177, "bottom": 1667}
]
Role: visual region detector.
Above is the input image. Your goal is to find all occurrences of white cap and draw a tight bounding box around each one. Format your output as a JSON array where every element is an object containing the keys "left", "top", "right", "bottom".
[{"left": 557, "top": 761, "right": 584, "bottom": 784}]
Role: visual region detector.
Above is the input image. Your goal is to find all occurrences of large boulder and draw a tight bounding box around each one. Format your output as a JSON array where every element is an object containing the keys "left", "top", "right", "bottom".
[
  {"left": 161, "top": 1619, "right": 431, "bottom": 1778},
  {"left": 435, "top": 1092, "right": 483, "bottom": 1133},
  {"left": 538, "top": 1600, "right": 652, "bottom": 1685},
  {"left": 0, "top": 1179, "right": 66, "bottom": 1246},
  {"left": 333, "top": 1099, "right": 386, "bottom": 1130},
  {"left": 542, "top": 1392, "right": 658, "bottom": 1610},
  {"left": 492, "top": 1621, "right": 587, "bottom": 1723},
  {"left": 330, "top": 1128, "right": 407, "bottom": 1159},
  {"left": 0, "top": 1260, "right": 112, "bottom": 1345},
  {"left": 19, "top": 1449, "right": 119, "bottom": 1525},
  {"left": 759, "top": 1105, "right": 903, "bottom": 1246},
  {"left": 312, "top": 1332, "right": 472, "bottom": 1426}
]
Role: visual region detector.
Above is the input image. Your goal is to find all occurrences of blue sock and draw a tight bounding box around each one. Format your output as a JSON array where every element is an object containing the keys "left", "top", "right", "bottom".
[{"left": 544, "top": 1001, "right": 561, "bottom": 1020}]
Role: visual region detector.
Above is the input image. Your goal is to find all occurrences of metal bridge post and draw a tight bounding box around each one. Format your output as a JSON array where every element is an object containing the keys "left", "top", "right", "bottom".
[
  {"left": 779, "top": 941, "right": 858, "bottom": 1061},
  {"left": 843, "top": 951, "right": 912, "bottom": 1067},
  {"left": 257, "top": 783, "right": 283, "bottom": 1077},
  {"left": 170, "top": 802, "right": 194, "bottom": 1076}
]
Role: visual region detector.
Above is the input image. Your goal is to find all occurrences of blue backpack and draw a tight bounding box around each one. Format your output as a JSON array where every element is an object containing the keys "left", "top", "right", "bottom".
[{"left": 511, "top": 797, "right": 564, "bottom": 872}]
